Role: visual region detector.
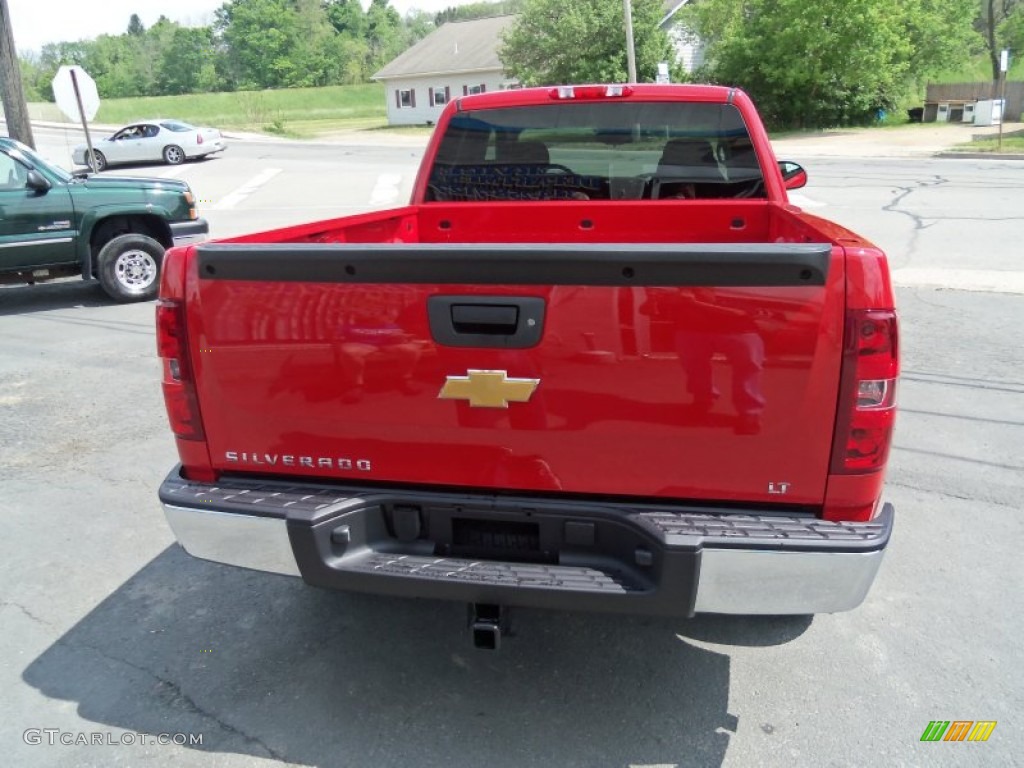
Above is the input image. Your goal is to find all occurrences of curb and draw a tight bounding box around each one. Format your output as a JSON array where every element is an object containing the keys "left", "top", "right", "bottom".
[
  {"left": 23, "top": 119, "right": 420, "bottom": 147},
  {"left": 28, "top": 119, "right": 121, "bottom": 132},
  {"left": 935, "top": 151, "right": 1024, "bottom": 160}
]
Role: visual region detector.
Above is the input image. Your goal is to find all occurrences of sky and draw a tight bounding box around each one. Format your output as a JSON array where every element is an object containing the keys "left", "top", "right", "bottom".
[{"left": 7, "top": 0, "right": 477, "bottom": 54}]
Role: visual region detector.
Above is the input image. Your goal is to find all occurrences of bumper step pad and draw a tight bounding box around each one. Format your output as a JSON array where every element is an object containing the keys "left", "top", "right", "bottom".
[
  {"left": 353, "top": 553, "right": 638, "bottom": 593},
  {"left": 634, "top": 510, "right": 890, "bottom": 551}
]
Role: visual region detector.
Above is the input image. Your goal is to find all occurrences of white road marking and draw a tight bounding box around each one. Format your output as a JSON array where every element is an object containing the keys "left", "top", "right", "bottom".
[
  {"left": 369, "top": 174, "right": 402, "bottom": 206},
  {"left": 213, "top": 168, "right": 282, "bottom": 210},
  {"left": 892, "top": 268, "right": 1024, "bottom": 295},
  {"left": 158, "top": 166, "right": 187, "bottom": 178},
  {"left": 787, "top": 193, "right": 826, "bottom": 208}
]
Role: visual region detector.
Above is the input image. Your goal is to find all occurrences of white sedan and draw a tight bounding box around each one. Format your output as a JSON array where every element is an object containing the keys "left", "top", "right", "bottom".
[{"left": 73, "top": 120, "right": 227, "bottom": 171}]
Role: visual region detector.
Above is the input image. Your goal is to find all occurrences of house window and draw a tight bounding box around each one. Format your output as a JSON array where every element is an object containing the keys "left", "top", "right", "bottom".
[
  {"left": 396, "top": 89, "right": 416, "bottom": 108},
  {"left": 463, "top": 84, "right": 486, "bottom": 96},
  {"left": 430, "top": 87, "right": 449, "bottom": 107}
]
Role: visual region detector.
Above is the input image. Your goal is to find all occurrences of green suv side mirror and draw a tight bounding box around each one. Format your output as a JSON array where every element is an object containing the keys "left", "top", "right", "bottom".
[{"left": 26, "top": 170, "right": 52, "bottom": 193}]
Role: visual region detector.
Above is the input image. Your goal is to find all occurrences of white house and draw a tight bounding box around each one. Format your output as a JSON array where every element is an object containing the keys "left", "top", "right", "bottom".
[
  {"left": 372, "top": 16, "right": 519, "bottom": 127},
  {"left": 661, "top": 0, "right": 705, "bottom": 74},
  {"left": 373, "top": 6, "right": 705, "bottom": 126}
]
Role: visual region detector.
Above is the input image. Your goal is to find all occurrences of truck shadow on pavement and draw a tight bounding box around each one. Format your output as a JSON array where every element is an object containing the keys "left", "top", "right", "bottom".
[
  {"left": 0, "top": 281, "right": 113, "bottom": 315},
  {"left": 23, "top": 547, "right": 811, "bottom": 767}
]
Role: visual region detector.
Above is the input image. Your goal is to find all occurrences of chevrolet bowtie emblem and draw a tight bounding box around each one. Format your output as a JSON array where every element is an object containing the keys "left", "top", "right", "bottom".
[{"left": 438, "top": 370, "right": 540, "bottom": 408}]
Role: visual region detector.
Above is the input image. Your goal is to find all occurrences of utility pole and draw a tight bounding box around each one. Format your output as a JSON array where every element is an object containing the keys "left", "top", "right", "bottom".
[
  {"left": 623, "top": 0, "right": 637, "bottom": 83},
  {"left": 0, "top": 0, "right": 35, "bottom": 148}
]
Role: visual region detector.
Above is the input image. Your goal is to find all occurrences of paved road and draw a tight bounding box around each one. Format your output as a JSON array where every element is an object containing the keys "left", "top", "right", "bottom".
[
  {"left": 793, "top": 155, "right": 1024, "bottom": 294},
  {"left": 26, "top": 124, "right": 426, "bottom": 238},
  {"left": 24, "top": 121, "right": 1024, "bottom": 292},
  {"left": 1, "top": 135, "right": 1022, "bottom": 767}
]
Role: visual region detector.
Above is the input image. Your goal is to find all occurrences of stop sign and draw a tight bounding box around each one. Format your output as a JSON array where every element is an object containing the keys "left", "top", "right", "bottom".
[{"left": 51, "top": 65, "right": 100, "bottom": 123}]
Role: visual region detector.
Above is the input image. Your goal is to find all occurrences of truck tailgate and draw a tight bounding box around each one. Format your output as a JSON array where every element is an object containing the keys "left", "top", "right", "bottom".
[{"left": 186, "top": 242, "right": 843, "bottom": 506}]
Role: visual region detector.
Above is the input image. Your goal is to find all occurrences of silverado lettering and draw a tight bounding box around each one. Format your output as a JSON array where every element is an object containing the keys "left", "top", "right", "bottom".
[
  {"left": 225, "top": 452, "right": 372, "bottom": 471},
  {"left": 157, "top": 85, "right": 897, "bottom": 648}
]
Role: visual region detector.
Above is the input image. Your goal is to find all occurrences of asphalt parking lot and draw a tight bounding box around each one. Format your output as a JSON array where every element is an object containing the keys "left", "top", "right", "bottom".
[{"left": 2, "top": 128, "right": 1022, "bottom": 767}]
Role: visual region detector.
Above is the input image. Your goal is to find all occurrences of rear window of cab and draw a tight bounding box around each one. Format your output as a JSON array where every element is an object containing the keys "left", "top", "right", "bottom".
[{"left": 428, "top": 101, "right": 764, "bottom": 202}]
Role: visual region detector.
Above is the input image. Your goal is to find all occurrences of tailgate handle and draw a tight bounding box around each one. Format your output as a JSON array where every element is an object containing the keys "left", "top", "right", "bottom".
[
  {"left": 451, "top": 304, "right": 518, "bottom": 335},
  {"left": 428, "top": 296, "right": 545, "bottom": 349}
]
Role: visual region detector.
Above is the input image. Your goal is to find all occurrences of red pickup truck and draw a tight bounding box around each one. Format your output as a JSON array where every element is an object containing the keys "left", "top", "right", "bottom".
[{"left": 157, "top": 85, "right": 897, "bottom": 648}]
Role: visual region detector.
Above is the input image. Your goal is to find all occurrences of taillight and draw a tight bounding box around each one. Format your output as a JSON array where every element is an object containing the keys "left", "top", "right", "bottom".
[
  {"left": 831, "top": 310, "right": 899, "bottom": 474},
  {"left": 549, "top": 85, "right": 633, "bottom": 100},
  {"left": 157, "top": 299, "right": 205, "bottom": 441},
  {"left": 197, "top": 132, "right": 204, "bottom": 145}
]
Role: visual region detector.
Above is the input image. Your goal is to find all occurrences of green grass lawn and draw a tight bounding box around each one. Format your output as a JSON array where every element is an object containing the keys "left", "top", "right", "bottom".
[
  {"left": 931, "top": 57, "right": 1024, "bottom": 84},
  {"left": 29, "top": 83, "right": 391, "bottom": 137},
  {"left": 952, "top": 129, "right": 1024, "bottom": 153}
]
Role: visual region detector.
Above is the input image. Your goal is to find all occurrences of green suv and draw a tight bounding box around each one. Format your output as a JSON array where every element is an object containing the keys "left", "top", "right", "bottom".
[{"left": 0, "top": 137, "right": 207, "bottom": 301}]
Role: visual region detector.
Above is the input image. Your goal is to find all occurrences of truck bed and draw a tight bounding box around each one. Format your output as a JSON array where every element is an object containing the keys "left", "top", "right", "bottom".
[
  {"left": 174, "top": 200, "right": 852, "bottom": 508},
  {"left": 217, "top": 198, "right": 834, "bottom": 247}
]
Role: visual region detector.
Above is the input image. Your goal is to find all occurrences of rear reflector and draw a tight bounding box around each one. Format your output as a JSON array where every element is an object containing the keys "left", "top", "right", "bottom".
[
  {"left": 549, "top": 85, "right": 634, "bottom": 100},
  {"left": 197, "top": 133, "right": 204, "bottom": 145}
]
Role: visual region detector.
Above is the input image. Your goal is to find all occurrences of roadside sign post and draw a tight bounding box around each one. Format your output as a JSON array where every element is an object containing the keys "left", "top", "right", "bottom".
[
  {"left": 51, "top": 65, "right": 101, "bottom": 171},
  {"left": 70, "top": 69, "right": 98, "bottom": 171},
  {"left": 998, "top": 50, "right": 1009, "bottom": 152}
]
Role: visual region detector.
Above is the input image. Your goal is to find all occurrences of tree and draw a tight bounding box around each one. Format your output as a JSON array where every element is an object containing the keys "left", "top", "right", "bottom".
[
  {"left": 18, "top": 55, "right": 43, "bottom": 101},
  {"left": 435, "top": 0, "right": 522, "bottom": 25},
  {"left": 289, "top": 0, "right": 337, "bottom": 87},
  {"left": 157, "top": 26, "right": 217, "bottom": 94},
  {"left": 1002, "top": 5, "right": 1024, "bottom": 57},
  {"left": 978, "top": 0, "right": 1022, "bottom": 80},
  {"left": 905, "top": 0, "right": 982, "bottom": 83},
  {"left": 403, "top": 9, "right": 435, "bottom": 44},
  {"left": 33, "top": 41, "right": 90, "bottom": 100},
  {"left": 215, "top": 0, "right": 306, "bottom": 88},
  {"left": 325, "top": 0, "right": 366, "bottom": 37},
  {"left": 87, "top": 33, "right": 146, "bottom": 98},
  {"left": 500, "top": 0, "right": 676, "bottom": 85},
  {"left": 364, "top": 0, "right": 405, "bottom": 74},
  {"left": 684, "top": 0, "right": 980, "bottom": 129},
  {"left": 15, "top": 0, "right": 435, "bottom": 98},
  {"left": 127, "top": 13, "right": 146, "bottom": 36}
]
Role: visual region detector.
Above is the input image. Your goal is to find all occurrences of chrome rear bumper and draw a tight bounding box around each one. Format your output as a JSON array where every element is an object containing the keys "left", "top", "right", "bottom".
[
  {"left": 695, "top": 547, "right": 885, "bottom": 614},
  {"left": 161, "top": 469, "right": 892, "bottom": 616}
]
